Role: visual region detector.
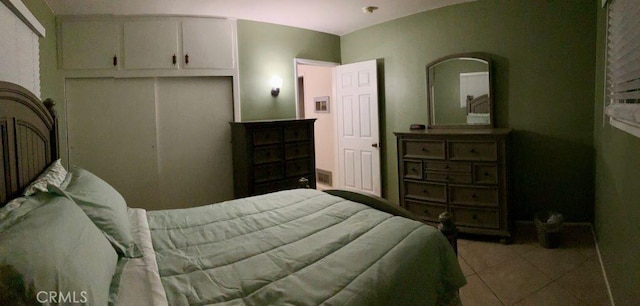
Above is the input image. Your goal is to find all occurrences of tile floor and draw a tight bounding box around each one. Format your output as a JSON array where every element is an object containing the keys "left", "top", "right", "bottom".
[{"left": 458, "top": 223, "right": 611, "bottom": 306}]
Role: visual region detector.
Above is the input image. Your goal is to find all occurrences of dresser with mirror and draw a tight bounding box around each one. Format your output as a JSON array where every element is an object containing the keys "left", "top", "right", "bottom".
[{"left": 395, "top": 53, "right": 512, "bottom": 243}]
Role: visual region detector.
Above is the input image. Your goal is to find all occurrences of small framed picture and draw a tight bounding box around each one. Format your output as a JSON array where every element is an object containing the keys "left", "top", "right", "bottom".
[{"left": 314, "top": 96, "right": 330, "bottom": 113}]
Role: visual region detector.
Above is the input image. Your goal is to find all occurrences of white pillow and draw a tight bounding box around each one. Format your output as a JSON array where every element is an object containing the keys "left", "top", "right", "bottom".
[{"left": 23, "top": 159, "right": 67, "bottom": 196}]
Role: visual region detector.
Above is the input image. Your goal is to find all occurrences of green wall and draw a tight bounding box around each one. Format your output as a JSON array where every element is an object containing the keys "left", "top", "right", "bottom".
[
  {"left": 341, "top": 0, "right": 597, "bottom": 222},
  {"left": 237, "top": 20, "right": 340, "bottom": 121},
  {"left": 593, "top": 3, "right": 640, "bottom": 304}
]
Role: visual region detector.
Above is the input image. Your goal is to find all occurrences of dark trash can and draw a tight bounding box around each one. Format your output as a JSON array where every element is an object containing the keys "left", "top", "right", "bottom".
[{"left": 534, "top": 211, "right": 564, "bottom": 248}]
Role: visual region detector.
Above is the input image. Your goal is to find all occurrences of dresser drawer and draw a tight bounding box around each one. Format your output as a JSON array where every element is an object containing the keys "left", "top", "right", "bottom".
[
  {"left": 449, "top": 185, "right": 498, "bottom": 207},
  {"left": 403, "top": 160, "right": 423, "bottom": 179},
  {"left": 425, "top": 172, "right": 472, "bottom": 184},
  {"left": 403, "top": 140, "right": 445, "bottom": 159},
  {"left": 254, "top": 163, "right": 284, "bottom": 183},
  {"left": 405, "top": 181, "right": 446, "bottom": 203},
  {"left": 286, "top": 159, "right": 310, "bottom": 177},
  {"left": 284, "top": 125, "right": 310, "bottom": 142},
  {"left": 254, "top": 146, "right": 283, "bottom": 164},
  {"left": 424, "top": 161, "right": 471, "bottom": 172},
  {"left": 474, "top": 164, "right": 498, "bottom": 184},
  {"left": 451, "top": 207, "right": 499, "bottom": 229},
  {"left": 253, "top": 128, "right": 283, "bottom": 146},
  {"left": 285, "top": 143, "right": 310, "bottom": 160},
  {"left": 405, "top": 200, "right": 447, "bottom": 223},
  {"left": 448, "top": 140, "right": 497, "bottom": 161}
]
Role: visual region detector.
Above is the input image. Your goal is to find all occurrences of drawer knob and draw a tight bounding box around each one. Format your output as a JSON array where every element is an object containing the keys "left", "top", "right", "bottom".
[
  {"left": 470, "top": 149, "right": 477, "bottom": 153},
  {"left": 423, "top": 209, "right": 429, "bottom": 215},
  {"left": 421, "top": 147, "right": 428, "bottom": 152},
  {"left": 422, "top": 189, "right": 428, "bottom": 194},
  {"left": 472, "top": 193, "right": 478, "bottom": 199},
  {"left": 266, "top": 152, "right": 271, "bottom": 157},
  {"left": 295, "top": 149, "right": 300, "bottom": 154},
  {"left": 411, "top": 167, "right": 416, "bottom": 172},
  {"left": 472, "top": 214, "right": 478, "bottom": 220},
  {"left": 484, "top": 172, "right": 490, "bottom": 176},
  {"left": 444, "top": 164, "right": 450, "bottom": 169}
]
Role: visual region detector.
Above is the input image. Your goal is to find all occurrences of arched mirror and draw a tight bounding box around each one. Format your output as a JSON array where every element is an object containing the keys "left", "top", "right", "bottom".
[{"left": 427, "top": 53, "right": 493, "bottom": 128}]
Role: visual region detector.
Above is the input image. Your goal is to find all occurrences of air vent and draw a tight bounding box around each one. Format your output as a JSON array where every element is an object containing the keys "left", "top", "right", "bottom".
[{"left": 316, "top": 169, "right": 332, "bottom": 187}]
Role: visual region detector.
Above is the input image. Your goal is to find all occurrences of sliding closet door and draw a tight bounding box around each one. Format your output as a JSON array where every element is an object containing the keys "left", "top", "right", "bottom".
[
  {"left": 66, "top": 78, "right": 161, "bottom": 208},
  {"left": 156, "top": 77, "right": 234, "bottom": 208}
]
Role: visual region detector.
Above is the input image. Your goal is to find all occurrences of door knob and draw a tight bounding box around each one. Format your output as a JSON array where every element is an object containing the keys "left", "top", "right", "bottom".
[{"left": 372, "top": 143, "right": 379, "bottom": 148}]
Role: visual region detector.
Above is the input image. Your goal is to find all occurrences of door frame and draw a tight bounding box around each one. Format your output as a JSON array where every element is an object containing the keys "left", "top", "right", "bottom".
[{"left": 293, "top": 58, "right": 340, "bottom": 189}]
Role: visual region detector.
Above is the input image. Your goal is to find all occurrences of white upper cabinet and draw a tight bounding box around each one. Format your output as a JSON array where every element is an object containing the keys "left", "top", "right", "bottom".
[
  {"left": 58, "top": 16, "right": 237, "bottom": 75},
  {"left": 124, "top": 20, "right": 179, "bottom": 70},
  {"left": 60, "top": 20, "right": 119, "bottom": 70},
  {"left": 182, "top": 18, "right": 235, "bottom": 69}
]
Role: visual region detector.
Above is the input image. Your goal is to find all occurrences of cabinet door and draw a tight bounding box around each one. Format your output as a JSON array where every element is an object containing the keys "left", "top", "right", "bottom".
[
  {"left": 124, "top": 20, "right": 179, "bottom": 69},
  {"left": 66, "top": 78, "right": 161, "bottom": 208},
  {"left": 182, "top": 18, "right": 234, "bottom": 69},
  {"left": 61, "top": 20, "right": 118, "bottom": 70}
]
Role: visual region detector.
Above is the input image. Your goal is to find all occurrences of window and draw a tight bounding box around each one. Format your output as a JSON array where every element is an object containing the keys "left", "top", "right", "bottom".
[
  {"left": 0, "top": 0, "right": 45, "bottom": 98},
  {"left": 605, "top": 0, "right": 640, "bottom": 137}
]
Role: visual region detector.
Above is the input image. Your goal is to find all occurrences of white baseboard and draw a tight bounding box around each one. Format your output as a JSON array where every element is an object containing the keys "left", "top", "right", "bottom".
[{"left": 590, "top": 225, "right": 616, "bottom": 306}]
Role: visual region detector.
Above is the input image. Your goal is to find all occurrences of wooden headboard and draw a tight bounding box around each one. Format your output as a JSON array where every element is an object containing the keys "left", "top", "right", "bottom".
[
  {"left": 0, "top": 81, "right": 58, "bottom": 206},
  {"left": 467, "top": 94, "right": 490, "bottom": 114}
]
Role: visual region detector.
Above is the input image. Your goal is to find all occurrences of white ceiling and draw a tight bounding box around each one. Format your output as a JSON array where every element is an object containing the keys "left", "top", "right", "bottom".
[{"left": 44, "top": 0, "right": 474, "bottom": 36}]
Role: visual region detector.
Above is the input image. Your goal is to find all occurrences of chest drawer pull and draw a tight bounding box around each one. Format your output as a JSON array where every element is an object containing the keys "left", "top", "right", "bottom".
[
  {"left": 421, "top": 147, "right": 428, "bottom": 152},
  {"left": 472, "top": 214, "right": 478, "bottom": 220}
]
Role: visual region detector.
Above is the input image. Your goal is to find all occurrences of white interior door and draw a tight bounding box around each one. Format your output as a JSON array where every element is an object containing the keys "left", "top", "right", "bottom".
[{"left": 336, "top": 60, "right": 380, "bottom": 196}]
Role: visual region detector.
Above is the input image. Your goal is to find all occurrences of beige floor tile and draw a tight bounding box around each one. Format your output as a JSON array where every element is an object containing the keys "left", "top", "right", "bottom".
[
  {"left": 458, "top": 240, "right": 520, "bottom": 273},
  {"left": 523, "top": 247, "right": 588, "bottom": 280},
  {"left": 479, "top": 257, "right": 552, "bottom": 305},
  {"left": 460, "top": 274, "right": 504, "bottom": 306},
  {"left": 561, "top": 225, "right": 598, "bottom": 258},
  {"left": 458, "top": 255, "right": 475, "bottom": 277},
  {"left": 515, "top": 282, "right": 586, "bottom": 306},
  {"left": 557, "top": 258, "right": 611, "bottom": 305}
]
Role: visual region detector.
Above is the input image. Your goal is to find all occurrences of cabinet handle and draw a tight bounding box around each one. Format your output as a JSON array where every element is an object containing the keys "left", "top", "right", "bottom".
[
  {"left": 471, "top": 193, "right": 478, "bottom": 199},
  {"left": 421, "top": 147, "right": 428, "bottom": 152},
  {"left": 185, "top": 53, "right": 189, "bottom": 65},
  {"left": 470, "top": 148, "right": 477, "bottom": 153},
  {"left": 422, "top": 189, "right": 428, "bottom": 194},
  {"left": 172, "top": 54, "right": 177, "bottom": 65},
  {"left": 410, "top": 167, "right": 416, "bottom": 172},
  {"left": 444, "top": 164, "right": 450, "bottom": 169},
  {"left": 423, "top": 209, "right": 429, "bottom": 216},
  {"left": 113, "top": 55, "right": 117, "bottom": 66},
  {"left": 472, "top": 214, "right": 478, "bottom": 220},
  {"left": 484, "top": 172, "right": 490, "bottom": 176}
]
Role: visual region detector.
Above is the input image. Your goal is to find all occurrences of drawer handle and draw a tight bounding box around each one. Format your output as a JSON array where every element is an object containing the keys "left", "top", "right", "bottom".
[
  {"left": 472, "top": 214, "right": 478, "bottom": 220},
  {"left": 470, "top": 149, "right": 477, "bottom": 153},
  {"left": 423, "top": 209, "right": 429, "bottom": 215},
  {"left": 410, "top": 167, "right": 416, "bottom": 172},
  {"left": 422, "top": 189, "right": 428, "bottom": 194},
  {"left": 444, "top": 164, "right": 450, "bottom": 169},
  {"left": 266, "top": 152, "right": 271, "bottom": 157},
  {"left": 295, "top": 149, "right": 300, "bottom": 154},
  {"left": 421, "top": 147, "right": 428, "bottom": 152},
  {"left": 484, "top": 172, "right": 490, "bottom": 176},
  {"left": 472, "top": 193, "right": 479, "bottom": 199}
]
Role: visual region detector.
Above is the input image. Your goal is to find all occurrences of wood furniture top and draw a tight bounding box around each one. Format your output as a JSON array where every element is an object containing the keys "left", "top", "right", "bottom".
[{"left": 0, "top": 81, "right": 58, "bottom": 206}]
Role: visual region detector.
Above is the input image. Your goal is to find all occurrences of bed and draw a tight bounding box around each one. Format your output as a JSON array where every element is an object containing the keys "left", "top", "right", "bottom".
[
  {"left": 0, "top": 81, "right": 465, "bottom": 305},
  {"left": 466, "top": 94, "right": 491, "bottom": 125}
]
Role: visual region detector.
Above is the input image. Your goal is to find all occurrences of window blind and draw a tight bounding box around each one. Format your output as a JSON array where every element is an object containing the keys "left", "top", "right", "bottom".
[
  {"left": 0, "top": 1, "right": 40, "bottom": 98},
  {"left": 605, "top": 0, "right": 640, "bottom": 131}
]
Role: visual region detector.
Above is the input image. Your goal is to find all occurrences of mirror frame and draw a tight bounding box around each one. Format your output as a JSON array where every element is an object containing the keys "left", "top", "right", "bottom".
[{"left": 426, "top": 52, "right": 494, "bottom": 129}]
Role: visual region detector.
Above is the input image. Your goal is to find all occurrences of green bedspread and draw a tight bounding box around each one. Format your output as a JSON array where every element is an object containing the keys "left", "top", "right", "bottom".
[{"left": 146, "top": 189, "right": 465, "bottom": 306}]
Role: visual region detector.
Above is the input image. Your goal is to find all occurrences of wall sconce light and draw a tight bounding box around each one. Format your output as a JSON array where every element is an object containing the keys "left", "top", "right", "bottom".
[{"left": 270, "top": 76, "right": 283, "bottom": 97}]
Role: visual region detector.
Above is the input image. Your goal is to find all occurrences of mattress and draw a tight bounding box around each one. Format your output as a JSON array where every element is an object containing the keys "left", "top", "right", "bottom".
[{"left": 116, "top": 189, "right": 465, "bottom": 305}]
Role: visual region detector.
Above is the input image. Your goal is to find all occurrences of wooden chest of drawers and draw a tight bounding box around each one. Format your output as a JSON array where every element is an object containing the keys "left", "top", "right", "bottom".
[
  {"left": 231, "top": 119, "right": 316, "bottom": 198},
  {"left": 395, "top": 128, "right": 512, "bottom": 242}
]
